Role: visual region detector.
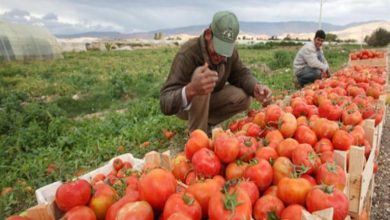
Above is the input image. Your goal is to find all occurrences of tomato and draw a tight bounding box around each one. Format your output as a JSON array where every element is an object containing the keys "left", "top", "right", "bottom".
[
  {"left": 316, "top": 163, "right": 346, "bottom": 191},
  {"left": 116, "top": 201, "right": 154, "bottom": 220},
  {"left": 162, "top": 192, "right": 202, "bottom": 220},
  {"left": 192, "top": 148, "right": 221, "bottom": 177},
  {"left": 320, "top": 150, "right": 335, "bottom": 164},
  {"left": 186, "top": 179, "right": 222, "bottom": 217},
  {"left": 89, "top": 183, "right": 117, "bottom": 220},
  {"left": 234, "top": 180, "right": 259, "bottom": 205},
  {"left": 253, "top": 111, "right": 266, "bottom": 128},
  {"left": 280, "top": 204, "right": 305, "bottom": 220},
  {"left": 166, "top": 213, "right": 192, "bottom": 220},
  {"left": 113, "top": 158, "right": 124, "bottom": 171},
  {"left": 306, "top": 186, "right": 348, "bottom": 220},
  {"left": 311, "top": 118, "right": 338, "bottom": 140},
  {"left": 105, "top": 194, "right": 139, "bottom": 220},
  {"left": 237, "top": 135, "right": 258, "bottom": 161},
  {"left": 214, "top": 134, "right": 240, "bottom": 164},
  {"left": 332, "top": 129, "right": 354, "bottom": 151},
  {"left": 243, "top": 159, "right": 273, "bottom": 192},
  {"left": 255, "top": 146, "right": 278, "bottom": 164},
  {"left": 294, "top": 125, "right": 317, "bottom": 146},
  {"left": 342, "top": 108, "right": 362, "bottom": 125},
  {"left": 319, "top": 101, "right": 342, "bottom": 121},
  {"left": 314, "top": 138, "right": 333, "bottom": 153},
  {"left": 185, "top": 129, "right": 210, "bottom": 160},
  {"left": 263, "top": 185, "right": 278, "bottom": 197},
  {"left": 301, "top": 174, "right": 317, "bottom": 186},
  {"left": 185, "top": 171, "right": 197, "bottom": 185},
  {"left": 277, "top": 177, "right": 312, "bottom": 206},
  {"left": 279, "top": 112, "right": 297, "bottom": 138},
  {"left": 171, "top": 153, "right": 192, "bottom": 182},
  {"left": 272, "top": 157, "right": 293, "bottom": 185},
  {"left": 139, "top": 168, "right": 176, "bottom": 210},
  {"left": 225, "top": 160, "right": 248, "bottom": 180},
  {"left": 229, "top": 120, "right": 239, "bottom": 132},
  {"left": 292, "top": 144, "right": 321, "bottom": 175},
  {"left": 208, "top": 188, "right": 252, "bottom": 220},
  {"left": 5, "top": 216, "right": 33, "bottom": 220},
  {"left": 276, "top": 138, "right": 299, "bottom": 159},
  {"left": 244, "top": 122, "right": 261, "bottom": 137},
  {"left": 264, "top": 130, "right": 284, "bottom": 144},
  {"left": 90, "top": 174, "right": 106, "bottom": 186},
  {"left": 253, "top": 195, "right": 284, "bottom": 220},
  {"left": 55, "top": 179, "right": 92, "bottom": 212},
  {"left": 350, "top": 125, "right": 365, "bottom": 146},
  {"left": 265, "top": 104, "right": 283, "bottom": 126},
  {"left": 63, "top": 206, "right": 96, "bottom": 220}
]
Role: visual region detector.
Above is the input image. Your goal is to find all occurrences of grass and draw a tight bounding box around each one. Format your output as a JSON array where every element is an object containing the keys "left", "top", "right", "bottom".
[{"left": 0, "top": 42, "right": 359, "bottom": 218}]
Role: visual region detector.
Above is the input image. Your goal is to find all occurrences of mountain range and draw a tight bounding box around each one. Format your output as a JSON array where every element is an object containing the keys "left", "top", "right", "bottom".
[{"left": 56, "top": 20, "right": 387, "bottom": 39}]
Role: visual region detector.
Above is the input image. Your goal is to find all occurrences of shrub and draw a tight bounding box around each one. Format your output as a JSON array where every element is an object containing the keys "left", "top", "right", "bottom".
[{"left": 364, "top": 28, "right": 390, "bottom": 47}]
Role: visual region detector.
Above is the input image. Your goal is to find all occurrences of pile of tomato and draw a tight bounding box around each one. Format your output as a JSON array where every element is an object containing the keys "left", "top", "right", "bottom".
[
  {"left": 350, "top": 50, "right": 385, "bottom": 60},
  {"left": 6, "top": 62, "right": 386, "bottom": 220}
]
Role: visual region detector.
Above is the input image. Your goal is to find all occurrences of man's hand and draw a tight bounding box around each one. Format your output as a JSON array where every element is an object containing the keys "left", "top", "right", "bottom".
[
  {"left": 253, "top": 84, "right": 272, "bottom": 107},
  {"left": 321, "top": 69, "right": 330, "bottom": 79},
  {"left": 186, "top": 63, "right": 218, "bottom": 102}
]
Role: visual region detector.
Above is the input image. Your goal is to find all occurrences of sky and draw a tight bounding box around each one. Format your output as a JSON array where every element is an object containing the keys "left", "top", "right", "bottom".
[{"left": 0, "top": 0, "right": 389, "bottom": 34}]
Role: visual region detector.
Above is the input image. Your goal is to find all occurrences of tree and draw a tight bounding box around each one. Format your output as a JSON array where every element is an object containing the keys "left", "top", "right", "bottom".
[
  {"left": 154, "top": 32, "right": 163, "bottom": 40},
  {"left": 364, "top": 28, "right": 390, "bottom": 47},
  {"left": 326, "top": 33, "right": 338, "bottom": 42}
]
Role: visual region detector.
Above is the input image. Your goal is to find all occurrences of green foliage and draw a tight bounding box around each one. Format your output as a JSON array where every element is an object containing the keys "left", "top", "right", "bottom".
[
  {"left": 268, "top": 50, "right": 295, "bottom": 70},
  {"left": 364, "top": 28, "right": 390, "bottom": 47},
  {"left": 326, "top": 33, "right": 339, "bottom": 42}
]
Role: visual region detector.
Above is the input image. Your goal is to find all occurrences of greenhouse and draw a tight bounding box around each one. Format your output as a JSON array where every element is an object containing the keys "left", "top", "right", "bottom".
[{"left": 0, "top": 21, "right": 63, "bottom": 61}]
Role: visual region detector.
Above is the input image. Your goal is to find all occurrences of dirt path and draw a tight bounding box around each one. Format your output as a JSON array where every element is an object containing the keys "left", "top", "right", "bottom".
[{"left": 371, "top": 47, "right": 390, "bottom": 219}]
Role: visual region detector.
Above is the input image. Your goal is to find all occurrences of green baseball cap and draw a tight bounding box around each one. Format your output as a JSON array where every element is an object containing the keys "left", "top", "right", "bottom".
[{"left": 210, "top": 11, "right": 239, "bottom": 57}]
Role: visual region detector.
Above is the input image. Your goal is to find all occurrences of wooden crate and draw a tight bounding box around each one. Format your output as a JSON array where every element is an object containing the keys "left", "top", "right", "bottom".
[{"left": 332, "top": 117, "right": 383, "bottom": 219}]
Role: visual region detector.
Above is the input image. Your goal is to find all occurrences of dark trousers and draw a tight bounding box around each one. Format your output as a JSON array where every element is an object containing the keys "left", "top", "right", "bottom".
[{"left": 296, "top": 66, "right": 322, "bottom": 87}]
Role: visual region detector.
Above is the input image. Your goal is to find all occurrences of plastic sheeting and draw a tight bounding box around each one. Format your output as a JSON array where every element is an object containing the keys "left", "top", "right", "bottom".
[{"left": 0, "top": 21, "right": 63, "bottom": 61}]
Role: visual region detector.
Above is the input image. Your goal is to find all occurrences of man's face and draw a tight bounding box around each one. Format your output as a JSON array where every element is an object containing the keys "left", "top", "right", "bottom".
[
  {"left": 314, "top": 37, "right": 325, "bottom": 49},
  {"left": 208, "top": 38, "right": 226, "bottom": 65}
]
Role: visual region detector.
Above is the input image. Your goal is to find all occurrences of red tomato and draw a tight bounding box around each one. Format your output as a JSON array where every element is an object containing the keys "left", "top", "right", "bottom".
[
  {"left": 263, "top": 185, "right": 278, "bottom": 197},
  {"left": 316, "top": 163, "right": 346, "bottom": 191},
  {"left": 244, "top": 122, "right": 261, "bottom": 137},
  {"left": 253, "top": 195, "right": 285, "bottom": 220},
  {"left": 186, "top": 179, "right": 221, "bottom": 217},
  {"left": 162, "top": 192, "right": 202, "bottom": 220},
  {"left": 294, "top": 125, "right": 317, "bottom": 146},
  {"left": 272, "top": 157, "right": 293, "bottom": 185},
  {"left": 208, "top": 188, "right": 252, "bottom": 220},
  {"left": 225, "top": 161, "right": 248, "bottom": 180},
  {"left": 253, "top": 111, "right": 266, "bottom": 128},
  {"left": 279, "top": 113, "right": 297, "bottom": 138},
  {"left": 185, "top": 129, "right": 209, "bottom": 160},
  {"left": 311, "top": 118, "right": 338, "bottom": 140},
  {"left": 314, "top": 138, "right": 333, "bottom": 153},
  {"left": 55, "top": 179, "right": 92, "bottom": 212},
  {"left": 105, "top": 194, "right": 139, "bottom": 220},
  {"left": 214, "top": 134, "right": 240, "bottom": 164},
  {"left": 277, "top": 177, "right": 312, "bottom": 206},
  {"left": 265, "top": 104, "right": 283, "bottom": 126},
  {"left": 138, "top": 168, "right": 176, "bottom": 210},
  {"left": 171, "top": 153, "right": 192, "bottom": 182},
  {"left": 112, "top": 158, "right": 124, "bottom": 171},
  {"left": 319, "top": 102, "right": 342, "bottom": 121},
  {"left": 255, "top": 146, "right": 278, "bottom": 164},
  {"left": 63, "top": 206, "right": 96, "bottom": 220},
  {"left": 280, "top": 204, "right": 305, "bottom": 220},
  {"left": 234, "top": 180, "right": 260, "bottom": 205},
  {"left": 237, "top": 135, "right": 258, "bottom": 161},
  {"left": 191, "top": 148, "right": 221, "bottom": 177},
  {"left": 5, "top": 216, "right": 33, "bottom": 220},
  {"left": 292, "top": 144, "right": 321, "bottom": 174},
  {"left": 243, "top": 159, "right": 273, "bottom": 192},
  {"left": 332, "top": 129, "right": 354, "bottom": 151},
  {"left": 320, "top": 150, "right": 335, "bottom": 164},
  {"left": 306, "top": 186, "right": 348, "bottom": 220},
  {"left": 166, "top": 213, "right": 192, "bottom": 220},
  {"left": 276, "top": 138, "right": 299, "bottom": 159},
  {"left": 115, "top": 201, "right": 154, "bottom": 220}
]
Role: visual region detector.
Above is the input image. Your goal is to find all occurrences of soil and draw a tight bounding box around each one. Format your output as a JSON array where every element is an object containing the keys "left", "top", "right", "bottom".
[{"left": 371, "top": 47, "right": 390, "bottom": 219}]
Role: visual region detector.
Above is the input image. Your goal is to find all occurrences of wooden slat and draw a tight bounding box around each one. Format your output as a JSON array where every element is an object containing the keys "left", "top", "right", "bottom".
[
  {"left": 348, "top": 146, "right": 365, "bottom": 216},
  {"left": 334, "top": 150, "right": 348, "bottom": 173}
]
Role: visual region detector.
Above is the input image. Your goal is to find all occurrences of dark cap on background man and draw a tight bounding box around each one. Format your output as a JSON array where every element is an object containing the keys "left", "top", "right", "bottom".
[
  {"left": 315, "top": 30, "right": 326, "bottom": 39},
  {"left": 210, "top": 11, "right": 240, "bottom": 57}
]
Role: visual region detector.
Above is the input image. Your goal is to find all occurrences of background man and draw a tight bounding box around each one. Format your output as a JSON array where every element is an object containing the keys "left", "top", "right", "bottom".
[{"left": 293, "top": 29, "right": 330, "bottom": 87}]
